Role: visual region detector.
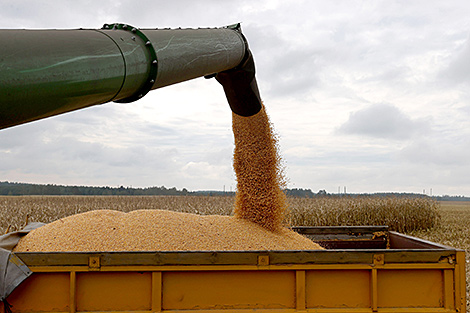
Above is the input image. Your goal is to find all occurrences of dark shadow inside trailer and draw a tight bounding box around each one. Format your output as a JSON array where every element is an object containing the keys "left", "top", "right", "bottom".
[{"left": 292, "top": 225, "right": 454, "bottom": 250}]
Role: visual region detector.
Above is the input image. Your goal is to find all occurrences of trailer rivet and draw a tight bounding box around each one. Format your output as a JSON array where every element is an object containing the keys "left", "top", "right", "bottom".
[
  {"left": 373, "top": 254, "right": 384, "bottom": 265},
  {"left": 145, "top": 41, "right": 151, "bottom": 46},
  {"left": 132, "top": 28, "right": 137, "bottom": 33},
  {"left": 88, "top": 256, "right": 100, "bottom": 270},
  {"left": 258, "top": 255, "right": 270, "bottom": 266},
  {"left": 150, "top": 79, "right": 155, "bottom": 83},
  {"left": 122, "top": 25, "right": 128, "bottom": 30},
  {"left": 152, "top": 60, "right": 158, "bottom": 64},
  {"left": 131, "top": 36, "right": 136, "bottom": 41}
]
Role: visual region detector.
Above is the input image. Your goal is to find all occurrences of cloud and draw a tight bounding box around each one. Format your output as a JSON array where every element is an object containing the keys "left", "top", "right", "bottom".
[
  {"left": 337, "top": 103, "right": 431, "bottom": 140},
  {"left": 442, "top": 34, "right": 470, "bottom": 83},
  {"left": 399, "top": 137, "right": 470, "bottom": 167},
  {"left": 0, "top": 1, "right": 121, "bottom": 28},
  {"left": 182, "top": 161, "right": 232, "bottom": 180}
]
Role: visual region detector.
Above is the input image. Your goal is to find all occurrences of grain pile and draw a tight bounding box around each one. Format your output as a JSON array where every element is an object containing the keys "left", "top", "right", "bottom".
[
  {"left": 232, "top": 105, "right": 287, "bottom": 231},
  {"left": 14, "top": 209, "right": 322, "bottom": 252},
  {"left": 14, "top": 103, "right": 324, "bottom": 252}
]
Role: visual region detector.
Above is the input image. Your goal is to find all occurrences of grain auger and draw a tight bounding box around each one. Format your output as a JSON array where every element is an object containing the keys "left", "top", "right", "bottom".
[{"left": 0, "top": 23, "right": 262, "bottom": 130}]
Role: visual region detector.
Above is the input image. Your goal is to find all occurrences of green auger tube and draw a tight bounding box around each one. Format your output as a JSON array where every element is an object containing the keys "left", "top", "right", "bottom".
[{"left": 0, "top": 23, "right": 261, "bottom": 129}]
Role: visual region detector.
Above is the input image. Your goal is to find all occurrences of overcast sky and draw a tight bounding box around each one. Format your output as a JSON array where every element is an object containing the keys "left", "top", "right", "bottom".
[{"left": 1, "top": 0, "right": 469, "bottom": 196}]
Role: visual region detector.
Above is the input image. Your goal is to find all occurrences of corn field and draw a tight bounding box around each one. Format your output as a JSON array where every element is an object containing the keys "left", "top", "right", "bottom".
[
  {"left": 0, "top": 195, "right": 439, "bottom": 234},
  {"left": 286, "top": 196, "right": 440, "bottom": 233}
]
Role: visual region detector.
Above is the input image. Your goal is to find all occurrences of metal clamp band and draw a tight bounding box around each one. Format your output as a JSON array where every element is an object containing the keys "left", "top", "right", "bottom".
[{"left": 102, "top": 23, "right": 158, "bottom": 103}]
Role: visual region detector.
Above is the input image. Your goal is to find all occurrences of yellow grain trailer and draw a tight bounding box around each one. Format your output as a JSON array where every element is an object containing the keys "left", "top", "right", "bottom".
[{"left": 1, "top": 226, "right": 466, "bottom": 313}]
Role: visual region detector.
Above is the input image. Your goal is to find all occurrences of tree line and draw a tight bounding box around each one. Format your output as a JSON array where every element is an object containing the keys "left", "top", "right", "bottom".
[
  {"left": 1, "top": 181, "right": 467, "bottom": 200},
  {"left": 0, "top": 181, "right": 190, "bottom": 196},
  {"left": 0, "top": 182, "right": 318, "bottom": 197}
]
